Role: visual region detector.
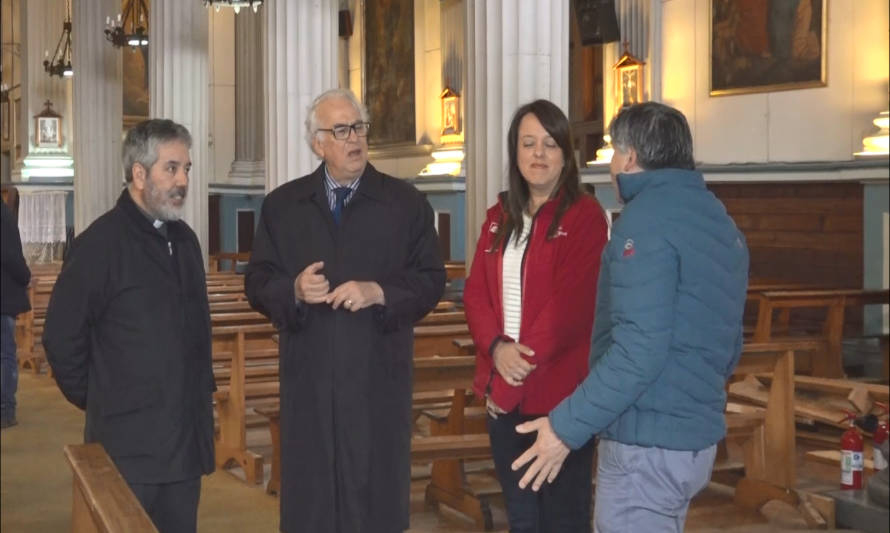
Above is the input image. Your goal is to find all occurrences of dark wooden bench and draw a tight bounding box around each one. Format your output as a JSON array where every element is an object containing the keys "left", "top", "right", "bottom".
[
  {"left": 64, "top": 443, "right": 157, "bottom": 533},
  {"left": 751, "top": 288, "right": 889, "bottom": 378}
]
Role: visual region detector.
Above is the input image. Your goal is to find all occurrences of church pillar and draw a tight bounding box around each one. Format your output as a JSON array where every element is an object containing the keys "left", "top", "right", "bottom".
[
  {"left": 464, "top": 0, "right": 570, "bottom": 265},
  {"left": 227, "top": 11, "right": 264, "bottom": 185},
  {"left": 72, "top": 0, "right": 122, "bottom": 234},
  {"left": 149, "top": 0, "right": 210, "bottom": 262},
  {"left": 263, "top": 0, "right": 338, "bottom": 191}
]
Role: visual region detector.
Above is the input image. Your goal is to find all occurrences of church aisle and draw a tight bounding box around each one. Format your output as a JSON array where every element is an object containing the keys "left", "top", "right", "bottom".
[{"left": 0, "top": 372, "right": 278, "bottom": 533}]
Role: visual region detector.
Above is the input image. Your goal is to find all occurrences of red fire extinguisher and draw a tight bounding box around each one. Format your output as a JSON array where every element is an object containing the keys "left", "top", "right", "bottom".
[
  {"left": 873, "top": 402, "right": 888, "bottom": 471},
  {"left": 840, "top": 410, "right": 864, "bottom": 490}
]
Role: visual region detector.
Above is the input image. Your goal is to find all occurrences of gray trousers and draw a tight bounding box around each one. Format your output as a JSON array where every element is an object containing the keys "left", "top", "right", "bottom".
[{"left": 593, "top": 439, "right": 716, "bottom": 533}]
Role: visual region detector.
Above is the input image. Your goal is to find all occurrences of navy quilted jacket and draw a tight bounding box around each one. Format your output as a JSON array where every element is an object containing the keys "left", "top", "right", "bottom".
[{"left": 550, "top": 168, "right": 749, "bottom": 451}]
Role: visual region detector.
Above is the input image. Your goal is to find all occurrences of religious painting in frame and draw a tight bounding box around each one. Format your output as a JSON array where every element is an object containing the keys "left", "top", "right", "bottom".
[
  {"left": 364, "top": 0, "right": 416, "bottom": 146},
  {"left": 710, "top": 0, "right": 827, "bottom": 96},
  {"left": 36, "top": 116, "right": 61, "bottom": 147},
  {"left": 123, "top": 44, "right": 150, "bottom": 128}
]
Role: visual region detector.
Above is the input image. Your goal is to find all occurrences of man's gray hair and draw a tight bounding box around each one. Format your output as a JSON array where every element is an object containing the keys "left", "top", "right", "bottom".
[
  {"left": 304, "top": 88, "right": 369, "bottom": 154},
  {"left": 609, "top": 102, "right": 695, "bottom": 171},
  {"left": 122, "top": 119, "right": 193, "bottom": 182}
]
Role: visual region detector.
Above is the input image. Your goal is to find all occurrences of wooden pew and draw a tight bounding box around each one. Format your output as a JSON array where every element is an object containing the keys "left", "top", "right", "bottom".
[
  {"left": 751, "top": 288, "right": 889, "bottom": 378},
  {"left": 208, "top": 251, "right": 250, "bottom": 273},
  {"left": 257, "top": 355, "right": 484, "bottom": 498},
  {"left": 725, "top": 338, "right": 827, "bottom": 507},
  {"left": 64, "top": 443, "right": 157, "bottom": 533},
  {"left": 414, "top": 324, "right": 471, "bottom": 357},
  {"left": 444, "top": 261, "right": 466, "bottom": 281},
  {"left": 211, "top": 322, "right": 278, "bottom": 485},
  {"left": 17, "top": 275, "right": 56, "bottom": 373},
  {"left": 417, "top": 310, "right": 466, "bottom": 326}
]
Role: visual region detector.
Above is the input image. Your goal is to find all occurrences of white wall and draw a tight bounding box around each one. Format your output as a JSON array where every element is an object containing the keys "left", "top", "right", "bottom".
[
  {"left": 662, "top": 0, "right": 889, "bottom": 164},
  {"left": 208, "top": 8, "right": 235, "bottom": 183}
]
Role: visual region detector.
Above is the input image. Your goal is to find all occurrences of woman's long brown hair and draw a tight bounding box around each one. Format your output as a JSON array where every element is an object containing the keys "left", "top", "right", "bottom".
[{"left": 491, "top": 99, "right": 581, "bottom": 251}]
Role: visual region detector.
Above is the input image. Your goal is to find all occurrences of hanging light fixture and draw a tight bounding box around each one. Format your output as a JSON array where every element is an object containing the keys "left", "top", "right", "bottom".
[
  {"left": 44, "top": 0, "right": 73, "bottom": 78},
  {"left": 105, "top": 0, "right": 149, "bottom": 48},
  {"left": 203, "top": 0, "right": 263, "bottom": 15}
]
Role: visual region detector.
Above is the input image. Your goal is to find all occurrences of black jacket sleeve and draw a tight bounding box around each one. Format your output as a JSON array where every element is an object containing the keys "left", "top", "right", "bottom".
[
  {"left": 42, "top": 233, "right": 108, "bottom": 410},
  {"left": 244, "top": 197, "right": 308, "bottom": 332},
  {"left": 375, "top": 192, "right": 445, "bottom": 332},
  {"left": 1, "top": 203, "right": 31, "bottom": 286}
]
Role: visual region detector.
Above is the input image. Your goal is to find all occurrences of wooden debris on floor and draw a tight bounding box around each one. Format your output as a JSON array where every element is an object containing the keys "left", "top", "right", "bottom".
[{"left": 728, "top": 373, "right": 889, "bottom": 472}]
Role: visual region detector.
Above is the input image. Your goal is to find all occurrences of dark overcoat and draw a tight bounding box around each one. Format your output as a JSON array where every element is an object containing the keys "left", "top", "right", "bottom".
[
  {"left": 245, "top": 163, "right": 445, "bottom": 533},
  {"left": 43, "top": 190, "right": 216, "bottom": 484},
  {"left": 0, "top": 201, "right": 31, "bottom": 317}
]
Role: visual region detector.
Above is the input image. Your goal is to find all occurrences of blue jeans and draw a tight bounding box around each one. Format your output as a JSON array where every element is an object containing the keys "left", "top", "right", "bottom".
[
  {"left": 489, "top": 409, "right": 594, "bottom": 533},
  {"left": 593, "top": 439, "right": 717, "bottom": 533},
  {"left": 1, "top": 315, "right": 18, "bottom": 419}
]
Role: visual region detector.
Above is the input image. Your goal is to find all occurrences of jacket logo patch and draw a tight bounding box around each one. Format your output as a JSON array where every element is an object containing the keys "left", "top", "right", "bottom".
[
  {"left": 489, "top": 222, "right": 499, "bottom": 233},
  {"left": 555, "top": 226, "right": 568, "bottom": 238},
  {"left": 622, "top": 238, "right": 635, "bottom": 257}
]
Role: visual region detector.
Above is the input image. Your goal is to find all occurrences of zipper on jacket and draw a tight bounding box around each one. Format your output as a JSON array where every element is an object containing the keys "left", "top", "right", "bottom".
[{"left": 167, "top": 241, "right": 173, "bottom": 256}]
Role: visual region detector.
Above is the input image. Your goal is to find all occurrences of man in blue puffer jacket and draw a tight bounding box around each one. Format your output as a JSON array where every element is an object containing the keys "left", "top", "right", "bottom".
[{"left": 512, "top": 102, "right": 749, "bottom": 532}]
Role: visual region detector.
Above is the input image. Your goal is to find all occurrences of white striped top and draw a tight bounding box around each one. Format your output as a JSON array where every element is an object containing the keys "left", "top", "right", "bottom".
[{"left": 502, "top": 213, "right": 533, "bottom": 341}]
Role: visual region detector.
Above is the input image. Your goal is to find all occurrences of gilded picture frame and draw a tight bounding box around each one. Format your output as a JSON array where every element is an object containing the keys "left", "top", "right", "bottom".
[
  {"left": 363, "top": 0, "right": 416, "bottom": 146},
  {"left": 710, "top": 0, "right": 827, "bottom": 96}
]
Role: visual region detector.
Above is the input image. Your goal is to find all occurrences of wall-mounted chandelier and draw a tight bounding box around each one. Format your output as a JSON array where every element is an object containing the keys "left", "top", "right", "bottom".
[
  {"left": 105, "top": 0, "right": 149, "bottom": 48},
  {"left": 203, "top": 1, "right": 263, "bottom": 14},
  {"left": 44, "top": 0, "right": 73, "bottom": 78}
]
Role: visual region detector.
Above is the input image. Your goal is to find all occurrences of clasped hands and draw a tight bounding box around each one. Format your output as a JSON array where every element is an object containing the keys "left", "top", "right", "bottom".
[
  {"left": 488, "top": 341, "right": 569, "bottom": 491},
  {"left": 294, "top": 261, "right": 384, "bottom": 311}
]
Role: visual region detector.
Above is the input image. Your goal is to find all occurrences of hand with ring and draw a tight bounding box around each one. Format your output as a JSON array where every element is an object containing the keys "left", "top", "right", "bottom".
[{"left": 326, "top": 280, "right": 385, "bottom": 312}]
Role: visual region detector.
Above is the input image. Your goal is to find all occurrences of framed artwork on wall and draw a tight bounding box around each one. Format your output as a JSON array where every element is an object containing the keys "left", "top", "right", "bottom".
[
  {"left": 36, "top": 116, "right": 61, "bottom": 147},
  {"left": 364, "top": 0, "right": 415, "bottom": 146},
  {"left": 35, "top": 100, "right": 63, "bottom": 148},
  {"left": 710, "top": 0, "right": 827, "bottom": 96},
  {"left": 123, "top": 45, "right": 149, "bottom": 128}
]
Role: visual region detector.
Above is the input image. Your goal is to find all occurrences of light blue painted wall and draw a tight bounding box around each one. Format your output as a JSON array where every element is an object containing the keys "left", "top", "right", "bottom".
[
  {"left": 425, "top": 191, "right": 466, "bottom": 261},
  {"left": 218, "top": 193, "right": 265, "bottom": 253},
  {"left": 863, "top": 183, "right": 889, "bottom": 334}
]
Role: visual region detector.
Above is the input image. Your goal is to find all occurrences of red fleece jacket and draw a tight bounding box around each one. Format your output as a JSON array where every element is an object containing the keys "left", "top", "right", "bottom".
[{"left": 464, "top": 193, "right": 608, "bottom": 415}]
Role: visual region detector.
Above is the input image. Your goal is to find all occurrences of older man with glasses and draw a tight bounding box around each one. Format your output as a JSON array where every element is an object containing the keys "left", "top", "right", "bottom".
[{"left": 245, "top": 88, "right": 445, "bottom": 533}]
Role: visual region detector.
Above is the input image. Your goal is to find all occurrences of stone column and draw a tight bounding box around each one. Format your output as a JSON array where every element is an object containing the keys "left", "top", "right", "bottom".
[
  {"left": 263, "top": 0, "right": 338, "bottom": 191},
  {"left": 72, "top": 0, "right": 122, "bottom": 234},
  {"left": 227, "top": 11, "right": 264, "bottom": 185},
  {"left": 149, "top": 0, "right": 210, "bottom": 261},
  {"left": 463, "top": 0, "right": 569, "bottom": 266}
]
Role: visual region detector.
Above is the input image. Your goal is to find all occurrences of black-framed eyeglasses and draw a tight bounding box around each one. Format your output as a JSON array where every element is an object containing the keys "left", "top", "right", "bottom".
[{"left": 317, "top": 121, "right": 370, "bottom": 140}]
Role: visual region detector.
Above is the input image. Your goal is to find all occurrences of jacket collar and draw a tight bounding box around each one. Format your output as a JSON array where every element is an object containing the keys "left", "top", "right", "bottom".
[
  {"left": 498, "top": 188, "right": 565, "bottom": 219},
  {"left": 299, "top": 162, "right": 388, "bottom": 204},
  {"left": 616, "top": 168, "right": 705, "bottom": 203},
  {"left": 117, "top": 188, "right": 183, "bottom": 239}
]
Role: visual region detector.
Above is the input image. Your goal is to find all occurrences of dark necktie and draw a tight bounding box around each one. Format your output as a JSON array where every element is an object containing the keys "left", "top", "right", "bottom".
[{"left": 332, "top": 187, "right": 351, "bottom": 225}]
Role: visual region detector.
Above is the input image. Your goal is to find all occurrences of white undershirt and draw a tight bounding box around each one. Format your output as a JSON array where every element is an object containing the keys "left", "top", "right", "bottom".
[{"left": 502, "top": 213, "right": 533, "bottom": 341}]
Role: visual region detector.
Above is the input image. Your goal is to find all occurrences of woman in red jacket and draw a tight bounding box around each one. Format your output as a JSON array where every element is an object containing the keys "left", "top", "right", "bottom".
[{"left": 464, "top": 99, "right": 608, "bottom": 532}]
